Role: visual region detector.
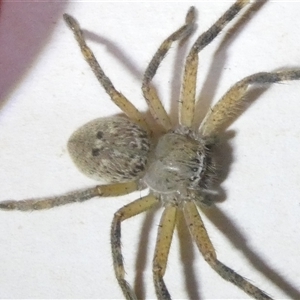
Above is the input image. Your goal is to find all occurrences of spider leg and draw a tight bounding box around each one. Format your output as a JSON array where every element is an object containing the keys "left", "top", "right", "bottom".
[
  {"left": 153, "top": 205, "right": 177, "bottom": 300},
  {"left": 0, "top": 182, "right": 138, "bottom": 211},
  {"left": 200, "top": 70, "right": 300, "bottom": 138},
  {"left": 179, "top": 0, "right": 249, "bottom": 128},
  {"left": 142, "top": 7, "right": 196, "bottom": 131},
  {"left": 111, "top": 194, "right": 159, "bottom": 300},
  {"left": 63, "top": 14, "right": 149, "bottom": 132},
  {"left": 183, "top": 201, "right": 273, "bottom": 300}
]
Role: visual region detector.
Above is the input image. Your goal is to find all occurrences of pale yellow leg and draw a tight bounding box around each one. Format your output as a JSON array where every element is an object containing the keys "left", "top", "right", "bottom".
[
  {"left": 111, "top": 194, "right": 159, "bottom": 300},
  {"left": 142, "top": 7, "right": 196, "bottom": 131},
  {"left": 0, "top": 182, "right": 138, "bottom": 211},
  {"left": 200, "top": 70, "right": 300, "bottom": 138},
  {"left": 183, "top": 201, "right": 273, "bottom": 300},
  {"left": 153, "top": 205, "right": 177, "bottom": 300},
  {"left": 180, "top": 0, "right": 250, "bottom": 128},
  {"left": 63, "top": 14, "right": 149, "bottom": 133}
]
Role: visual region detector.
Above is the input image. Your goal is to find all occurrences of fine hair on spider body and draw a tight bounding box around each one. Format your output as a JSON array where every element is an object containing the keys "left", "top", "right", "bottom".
[{"left": 1, "top": 1, "right": 300, "bottom": 299}]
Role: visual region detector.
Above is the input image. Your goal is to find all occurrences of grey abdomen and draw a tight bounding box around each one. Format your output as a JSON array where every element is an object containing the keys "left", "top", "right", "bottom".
[{"left": 68, "top": 116, "right": 151, "bottom": 183}]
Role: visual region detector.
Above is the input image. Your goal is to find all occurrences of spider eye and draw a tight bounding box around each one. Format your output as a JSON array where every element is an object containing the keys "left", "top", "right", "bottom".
[
  {"left": 92, "top": 148, "right": 100, "bottom": 156},
  {"left": 96, "top": 131, "right": 104, "bottom": 139}
]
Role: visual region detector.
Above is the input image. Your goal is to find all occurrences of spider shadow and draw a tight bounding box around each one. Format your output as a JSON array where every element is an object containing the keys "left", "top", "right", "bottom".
[
  {"left": 84, "top": 29, "right": 169, "bottom": 136},
  {"left": 202, "top": 205, "right": 300, "bottom": 300},
  {"left": 133, "top": 205, "right": 158, "bottom": 299},
  {"left": 84, "top": 30, "right": 142, "bottom": 82},
  {"left": 193, "top": 1, "right": 267, "bottom": 127},
  {"left": 132, "top": 198, "right": 208, "bottom": 300},
  {"left": 201, "top": 121, "right": 300, "bottom": 299}
]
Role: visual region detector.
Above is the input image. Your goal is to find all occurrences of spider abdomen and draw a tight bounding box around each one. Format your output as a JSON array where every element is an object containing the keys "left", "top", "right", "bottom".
[
  {"left": 143, "top": 131, "right": 213, "bottom": 195},
  {"left": 68, "top": 116, "right": 151, "bottom": 183}
]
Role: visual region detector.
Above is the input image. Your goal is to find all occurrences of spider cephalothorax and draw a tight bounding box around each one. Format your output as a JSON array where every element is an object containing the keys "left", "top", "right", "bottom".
[
  {"left": 1, "top": 1, "right": 300, "bottom": 299},
  {"left": 144, "top": 129, "right": 215, "bottom": 195}
]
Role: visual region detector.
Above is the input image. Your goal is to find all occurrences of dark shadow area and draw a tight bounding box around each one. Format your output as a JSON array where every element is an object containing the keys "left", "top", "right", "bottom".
[
  {"left": 209, "top": 130, "right": 235, "bottom": 204},
  {"left": 197, "top": 81, "right": 270, "bottom": 181},
  {"left": 169, "top": 9, "right": 198, "bottom": 126},
  {"left": 134, "top": 205, "right": 159, "bottom": 299},
  {"left": 0, "top": 1, "right": 68, "bottom": 108},
  {"left": 84, "top": 29, "right": 168, "bottom": 138},
  {"left": 201, "top": 205, "right": 300, "bottom": 299},
  {"left": 84, "top": 30, "right": 143, "bottom": 82},
  {"left": 177, "top": 209, "right": 200, "bottom": 300}
]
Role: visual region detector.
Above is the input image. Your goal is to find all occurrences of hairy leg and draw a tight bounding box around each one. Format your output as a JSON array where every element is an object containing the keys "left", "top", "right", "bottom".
[
  {"left": 0, "top": 182, "right": 138, "bottom": 211},
  {"left": 63, "top": 14, "right": 149, "bottom": 132},
  {"left": 180, "top": 0, "right": 250, "bottom": 128},
  {"left": 183, "top": 201, "right": 273, "bottom": 300},
  {"left": 153, "top": 205, "right": 177, "bottom": 300},
  {"left": 142, "top": 7, "right": 196, "bottom": 131},
  {"left": 111, "top": 194, "right": 158, "bottom": 300},
  {"left": 200, "top": 70, "right": 300, "bottom": 138}
]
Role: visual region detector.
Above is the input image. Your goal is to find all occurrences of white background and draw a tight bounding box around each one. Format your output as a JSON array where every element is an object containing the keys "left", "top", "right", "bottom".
[{"left": 0, "top": 1, "right": 300, "bottom": 299}]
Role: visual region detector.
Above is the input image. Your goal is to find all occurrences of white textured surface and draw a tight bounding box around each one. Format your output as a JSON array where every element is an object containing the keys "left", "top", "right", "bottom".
[{"left": 0, "top": 1, "right": 300, "bottom": 299}]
